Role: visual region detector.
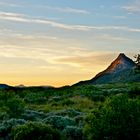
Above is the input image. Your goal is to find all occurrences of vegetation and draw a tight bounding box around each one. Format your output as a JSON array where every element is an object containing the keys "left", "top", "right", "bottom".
[
  {"left": 134, "top": 54, "right": 140, "bottom": 73},
  {"left": 84, "top": 95, "right": 140, "bottom": 140},
  {"left": 12, "top": 122, "right": 60, "bottom": 140},
  {"left": 0, "top": 82, "right": 139, "bottom": 140}
]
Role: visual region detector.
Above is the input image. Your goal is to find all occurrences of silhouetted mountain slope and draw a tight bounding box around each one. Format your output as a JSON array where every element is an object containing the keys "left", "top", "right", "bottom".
[
  {"left": 74, "top": 53, "right": 140, "bottom": 86},
  {"left": 0, "top": 84, "right": 11, "bottom": 89}
]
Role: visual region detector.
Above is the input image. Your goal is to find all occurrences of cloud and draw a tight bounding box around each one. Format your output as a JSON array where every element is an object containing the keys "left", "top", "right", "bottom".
[
  {"left": 0, "top": 56, "right": 47, "bottom": 67},
  {"left": 0, "top": 12, "right": 29, "bottom": 22},
  {"left": 0, "top": 0, "right": 90, "bottom": 14},
  {"left": 0, "top": 12, "right": 24, "bottom": 17},
  {"left": 42, "top": 6, "right": 90, "bottom": 14},
  {"left": 13, "top": 34, "right": 58, "bottom": 40},
  {"left": 53, "top": 52, "right": 116, "bottom": 68},
  {"left": 0, "top": 12, "right": 88, "bottom": 31},
  {"left": 112, "top": 16, "right": 127, "bottom": 19},
  {"left": 0, "top": 12, "right": 140, "bottom": 32},
  {"left": 95, "top": 34, "right": 131, "bottom": 42},
  {"left": 0, "top": 1, "right": 21, "bottom": 7},
  {"left": 123, "top": 0, "right": 140, "bottom": 13}
]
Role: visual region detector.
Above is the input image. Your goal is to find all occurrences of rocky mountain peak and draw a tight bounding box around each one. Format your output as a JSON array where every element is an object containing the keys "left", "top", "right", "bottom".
[
  {"left": 74, "top": 53, "right": 139, "bottom": 86},
  {"left": 105, "top": 53, "right": 136, "bottom": 73}
]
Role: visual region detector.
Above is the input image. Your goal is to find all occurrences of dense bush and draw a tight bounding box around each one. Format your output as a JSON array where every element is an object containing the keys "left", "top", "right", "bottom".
[
  {"left": 24, "top": 93, "right": 47, "bottom": 104},
  {"left": 56, "top": 109, "right": 85, "bottom": 118},
  {"left": 129, "top": 86, "right": 140, "bottom": 95},
  {"left": 61, "top": 99, "right": 75, "bottom": 106},
  {"left": 0, "top": 119, "right": 26, "bottom": 139},
  {"left": 0, "top": 111, "right": 9, "bottom": 121},
  {"left": 63, "top": 126, "right": 83, "bottom": 140},
  {"left": 43, "top": 115, "right": 76, "bottom": 130},
  {"left": 21, "top": 110, "right": 47, "bottom": 121},
  {"left": 84, "top": 94, "right": 140, "bottom": 140},
  {"left": 6, "top": 98, "right": 25, "bottom": 117},
  {"left": 12, "top": 122, "right": 60, "bottom": 140},
  {"left": 0, "top": 91, "right": 25, "bottom": 118},
  {"left": 90, "top": 95, "right": 105, "bottom": 102}
]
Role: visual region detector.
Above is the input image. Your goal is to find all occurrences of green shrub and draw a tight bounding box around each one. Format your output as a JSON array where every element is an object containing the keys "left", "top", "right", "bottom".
[
  {"left": 24, "top": 93, "right": 47, "bottom": 104},
  {"left": 56, "top": 109, "right": 85, "bottom": 118},
  {"left": 63, "top": 126, "right": 84, "bottom": 140},
  {"left": 43, "top": 115, "right": 76, "bottom": 130},
  {"left": 90, "top": 95, "right": 105, "bottom": 102},
  {"left": 84, "top": 95, "right": 140, "bottom": 140},
  {"left": 61, "top": 99, "right": 75, "bottom": 106},
  {"left": 129, "top": 86, "right": 140, "bottom": 95},
  {"left": 0, "top": 111, "right": 9, "bottom": 121},
  {"left": 0, "top": 91, "right": 25, "bottom": 118},
  {"left": 0, "top": 119, "right": 26, "bottom": 139},
  {"left": 6, "top": 98, "right": 25, "bottom": 117},
  {"left": 21, "top": 110, "right": 47, "bottom": 121},
  {"left": 12, "top": 122, "right": 60, "bottom": 140}
]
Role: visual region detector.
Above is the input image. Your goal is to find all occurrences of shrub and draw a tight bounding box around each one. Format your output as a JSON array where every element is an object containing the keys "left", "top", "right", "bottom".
[
  {"left": 63, "top": 126, "right": 84, "bottom": 140},
  {"left": 0, "top": 119, "right": 26, "bottom": 139},
  {"left": 90, "top": 95, "right": 105, "bottom": 102},
  {"left": 21, "top": 110, "right": 47, "bottom": 121},
  {"left": 12, "top": 122, "right": 60, "bottom": 140},
  {"left": 0, "top": 111, "right": 9, "bottom": 121},
  {"left": 129, "top": 86, "right": 140, "bottom": 95},
  {"left": 84, "top": 95, "right": 140, "bottom": 140},
  {"left": 56, "top": 109, "right": 85, "bottom": 118},
  {"left": 43, "top": 115, "right": 76, "bottom": 130},
  {"left": 61, "top": 99, "right": 75, "bottom": 106},
  {"left": 24, "top": 93, "right": 47, "bottom": 104},
  {"left": 6, "top": 98, "right": 25, "bottom": 117}
]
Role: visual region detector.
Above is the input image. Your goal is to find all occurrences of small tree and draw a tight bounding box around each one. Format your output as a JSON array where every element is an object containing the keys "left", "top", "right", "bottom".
[
  {"left": 83, "top": 95, "right": 140, "bottom": 140},
  {"left": 134, "top": 54, "right": 140, "bottom": 73}
]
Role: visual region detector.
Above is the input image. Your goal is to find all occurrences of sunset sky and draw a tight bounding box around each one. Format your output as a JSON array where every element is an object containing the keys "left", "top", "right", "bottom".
[{"left": 0, "top": 0, "right": 140, "bottom": 86}]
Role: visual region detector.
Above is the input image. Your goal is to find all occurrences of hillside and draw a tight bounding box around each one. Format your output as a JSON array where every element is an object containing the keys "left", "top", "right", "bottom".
[{"left": 74, "top": 53, "right": 140, "bottom": 86}]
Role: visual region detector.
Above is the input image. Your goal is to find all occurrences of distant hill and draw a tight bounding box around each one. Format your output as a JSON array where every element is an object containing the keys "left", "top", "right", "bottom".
[
  {"left": 0, "top": 84, "right": 11, "bottom": 89},
  {"left": 74, "top": 53, "right": 140, "bottom": 86}
]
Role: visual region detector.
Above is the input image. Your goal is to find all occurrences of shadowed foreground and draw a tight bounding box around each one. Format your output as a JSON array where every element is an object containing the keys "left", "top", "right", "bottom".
[{"left": 0, "top": 82, "right": 139, "bottom": 140}]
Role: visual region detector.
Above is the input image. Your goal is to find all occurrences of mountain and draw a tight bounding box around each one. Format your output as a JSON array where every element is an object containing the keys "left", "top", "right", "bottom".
[
  {"left": 74, "top": 53, "right": 140, "bottom": 86},
  {"left": 0, "top": 84, "right": 11, "bottom": 89}
]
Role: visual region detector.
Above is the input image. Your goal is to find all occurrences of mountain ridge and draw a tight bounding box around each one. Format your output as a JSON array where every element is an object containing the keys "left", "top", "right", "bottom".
[{"left": 74, "top": 53, "right": 140, "bottom": 86}]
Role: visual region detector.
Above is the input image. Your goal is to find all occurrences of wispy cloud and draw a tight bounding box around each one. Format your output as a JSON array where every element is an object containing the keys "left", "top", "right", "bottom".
[
  {"left": 42, "top": 6, "right": 90, "bottom": 14},
  {"left": 0, "top": 12, "right": 25, "bottom": 17},
  {"left": 53, "top": 52, "right": 116, "bottom": 68},
  {"left": 0, "top": 12, "right": 88, "bottom": 31},
  {"left": 0, "top": 12, "right": 140, "bottom": 32},
  {"left": 123, "top": 0, "right": 140, "bottom": 13},
  {"left": 95, "top": 34, "right": 131, "bottom": 42},
  {"left": 0, "top": 1, "right": 21, "bottom": 7},
  {"left": 13, "top": 33, "right": 58, "bottom": 40},
  {"left": 112, "top": 16, "right": 127, "bottom": 19},
  {"left": 0, "top": 0, "right": 90, "bottom": 15}
]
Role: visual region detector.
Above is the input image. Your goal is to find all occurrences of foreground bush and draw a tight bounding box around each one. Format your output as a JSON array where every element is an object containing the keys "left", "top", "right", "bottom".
[
  {"left": 0, "top": 119, "right": 26, "bottom": 139},
  {"left": 6, "top": 98, "right": 25, "bottom": 117},
  {"left": 12, "top": 122, "right": 60, "bottom": 140},
  {"left": 63, "top": 126, "right": 84, "bottom": 140},
  {"left": 84, "top": 94, "right": 140, "bottom": 140},
  {"left": 43, "top": 115, "right": 76, "bottom": 130}
]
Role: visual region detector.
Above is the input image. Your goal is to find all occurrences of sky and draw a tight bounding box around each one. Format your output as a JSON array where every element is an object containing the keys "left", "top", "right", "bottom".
[{"left": 0, "top": 0, "right": 140, "bottom": 87}]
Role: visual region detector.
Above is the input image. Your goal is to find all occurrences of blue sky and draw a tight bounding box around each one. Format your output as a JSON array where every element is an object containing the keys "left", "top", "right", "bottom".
[{"left": 0, "top": 0, "right": 140, "bottom": 86}]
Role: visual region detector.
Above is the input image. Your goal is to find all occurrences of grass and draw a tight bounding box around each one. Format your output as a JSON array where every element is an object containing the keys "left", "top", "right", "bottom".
[{"left": 0, "top": 82, "right": 139, "bottom": 140}]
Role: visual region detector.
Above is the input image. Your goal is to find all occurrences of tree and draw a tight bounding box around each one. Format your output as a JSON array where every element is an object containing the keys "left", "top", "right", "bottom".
[
  {"left": 134, "top": 54, "right": 140, "bottom": 73},
  {"left": 83, "top": 95, "right": 140, "bottom": 140}
]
